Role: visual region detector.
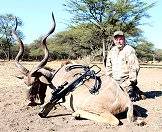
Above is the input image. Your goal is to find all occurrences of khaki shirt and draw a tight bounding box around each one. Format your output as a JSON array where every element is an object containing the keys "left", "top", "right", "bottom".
[{"left": 106, "top": 45, "right": 140, "bottom": 86}]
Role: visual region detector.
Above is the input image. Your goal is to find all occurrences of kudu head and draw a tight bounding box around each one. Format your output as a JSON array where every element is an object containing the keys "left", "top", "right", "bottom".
[{"left": 12, "top": 13, "right": 56, "bottom": 87}]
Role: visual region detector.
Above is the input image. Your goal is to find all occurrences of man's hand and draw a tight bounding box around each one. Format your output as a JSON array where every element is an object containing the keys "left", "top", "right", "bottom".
[
  {"left": 127, "top": 86, "right": 139, "bottom": 102},
  {"left": 130, "top": 80, "right": 137, "bottom": 86}
]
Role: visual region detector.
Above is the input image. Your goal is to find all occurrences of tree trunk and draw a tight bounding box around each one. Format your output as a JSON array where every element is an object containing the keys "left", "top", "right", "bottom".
[
  {"left": 2, "top": 50, "right": 8, "bottom": 60},
  {"left": 102, "top": 38, "right": 107, "bottom": 67},
  {"left": 8, "top": 45, "right": 11, "bottom": 61}
]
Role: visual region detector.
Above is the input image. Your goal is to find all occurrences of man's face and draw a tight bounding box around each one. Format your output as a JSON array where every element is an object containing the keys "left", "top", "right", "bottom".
[{"left": 113, "top": 35, "right": 125, "bottom": 48}]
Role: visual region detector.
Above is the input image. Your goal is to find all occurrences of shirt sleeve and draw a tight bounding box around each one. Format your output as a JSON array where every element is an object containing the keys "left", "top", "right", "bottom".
[
  {"left": 106, "top": 51, "right": 112, "bottom": 77},
  {"left": 127, "top": 48, "right": 140, "bottom": 82}
]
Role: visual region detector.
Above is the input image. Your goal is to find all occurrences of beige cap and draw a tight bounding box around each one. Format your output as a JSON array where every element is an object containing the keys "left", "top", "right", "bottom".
[{"left": 113, "top": 31, "right": 124, "bottom": 37}]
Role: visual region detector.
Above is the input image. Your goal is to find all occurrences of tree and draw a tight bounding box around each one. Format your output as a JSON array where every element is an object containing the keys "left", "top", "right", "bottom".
[
  {"left": 135, "top": 40, "right": 155, "bottom": 62},
  {"left": 0, "top": 38, "right": 8, "bottom": 59},
  {"left": 154, "top": 49, "right": 162, "bottom": 62},
  {"left": 64, "top": 0, "right": 155, "bottom": 65},
  {"left": 0, "top": 14, "right": 23, "bottom": 60},
  {"left": 48, "top": 31, "right": 77, "bottom": 59},
  {"left": 48, "top": 23, "right": 104, "bottom": 60},
  {"left": 28, "top": 38, "right": 44, "bottom": 60}
]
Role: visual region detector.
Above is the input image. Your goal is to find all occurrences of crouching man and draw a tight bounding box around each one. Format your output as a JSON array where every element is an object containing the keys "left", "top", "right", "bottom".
[{"left": 106, "top": 30, "right": 146, "bottom": 101}]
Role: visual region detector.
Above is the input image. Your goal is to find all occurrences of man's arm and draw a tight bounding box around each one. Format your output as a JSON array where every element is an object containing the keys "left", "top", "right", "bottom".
[{"left": 127, "top": 48, "right": 140, "bottom": 84}]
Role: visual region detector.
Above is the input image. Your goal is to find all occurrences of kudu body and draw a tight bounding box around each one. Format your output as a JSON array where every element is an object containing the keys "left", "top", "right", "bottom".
[
  {"left": 40, "top": 65, "right": 134, "bottom": 126},
  {"left": 13, "top": 13, "right": 134, "bottom": 126}
]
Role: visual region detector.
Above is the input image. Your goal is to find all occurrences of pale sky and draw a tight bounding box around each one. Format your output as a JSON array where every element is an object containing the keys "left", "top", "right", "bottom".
[
  {"left": 0, "top": 0, "right": 161, "bottom": 49},
  {"left": 0, "top": 0, "right": 69, "bottom": 43}
]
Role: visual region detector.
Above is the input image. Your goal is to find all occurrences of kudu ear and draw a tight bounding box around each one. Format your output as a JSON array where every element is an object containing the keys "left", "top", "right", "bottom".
[
  {"left": 15, "top": 76, "right": 24, "bottom": 79},
  {"left": 39, "top": 76, "right": 51, "bottom": 84}
]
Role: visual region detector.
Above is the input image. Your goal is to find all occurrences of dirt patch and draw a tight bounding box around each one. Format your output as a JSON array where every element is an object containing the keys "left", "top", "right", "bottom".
[{"left": 0, "top": 61, "right": 162, "bottom": 132}]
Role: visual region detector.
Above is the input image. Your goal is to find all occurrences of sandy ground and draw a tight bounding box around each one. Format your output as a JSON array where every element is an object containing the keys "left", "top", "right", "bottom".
[{"left": 0, "top": 61, "right": 162, "bottom": 132}]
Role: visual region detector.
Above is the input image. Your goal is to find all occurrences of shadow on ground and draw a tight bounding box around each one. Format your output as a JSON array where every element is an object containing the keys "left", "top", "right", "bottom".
[
  {"left": 116, "top": 105, "right": 148, "bottom": 119},
  {"left": 144, "top": 90, "right": 162, "bottom": 99}
]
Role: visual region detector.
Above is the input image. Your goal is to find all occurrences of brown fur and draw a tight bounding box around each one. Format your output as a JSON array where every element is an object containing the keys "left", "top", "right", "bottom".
[{"left": 41, "top": 64, "right": 134, "bottom": 126}]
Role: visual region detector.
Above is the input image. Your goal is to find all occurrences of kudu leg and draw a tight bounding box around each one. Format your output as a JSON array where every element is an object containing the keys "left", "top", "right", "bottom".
[{"left": 72, "top": 110, "right": 119, "bottom": 126}]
